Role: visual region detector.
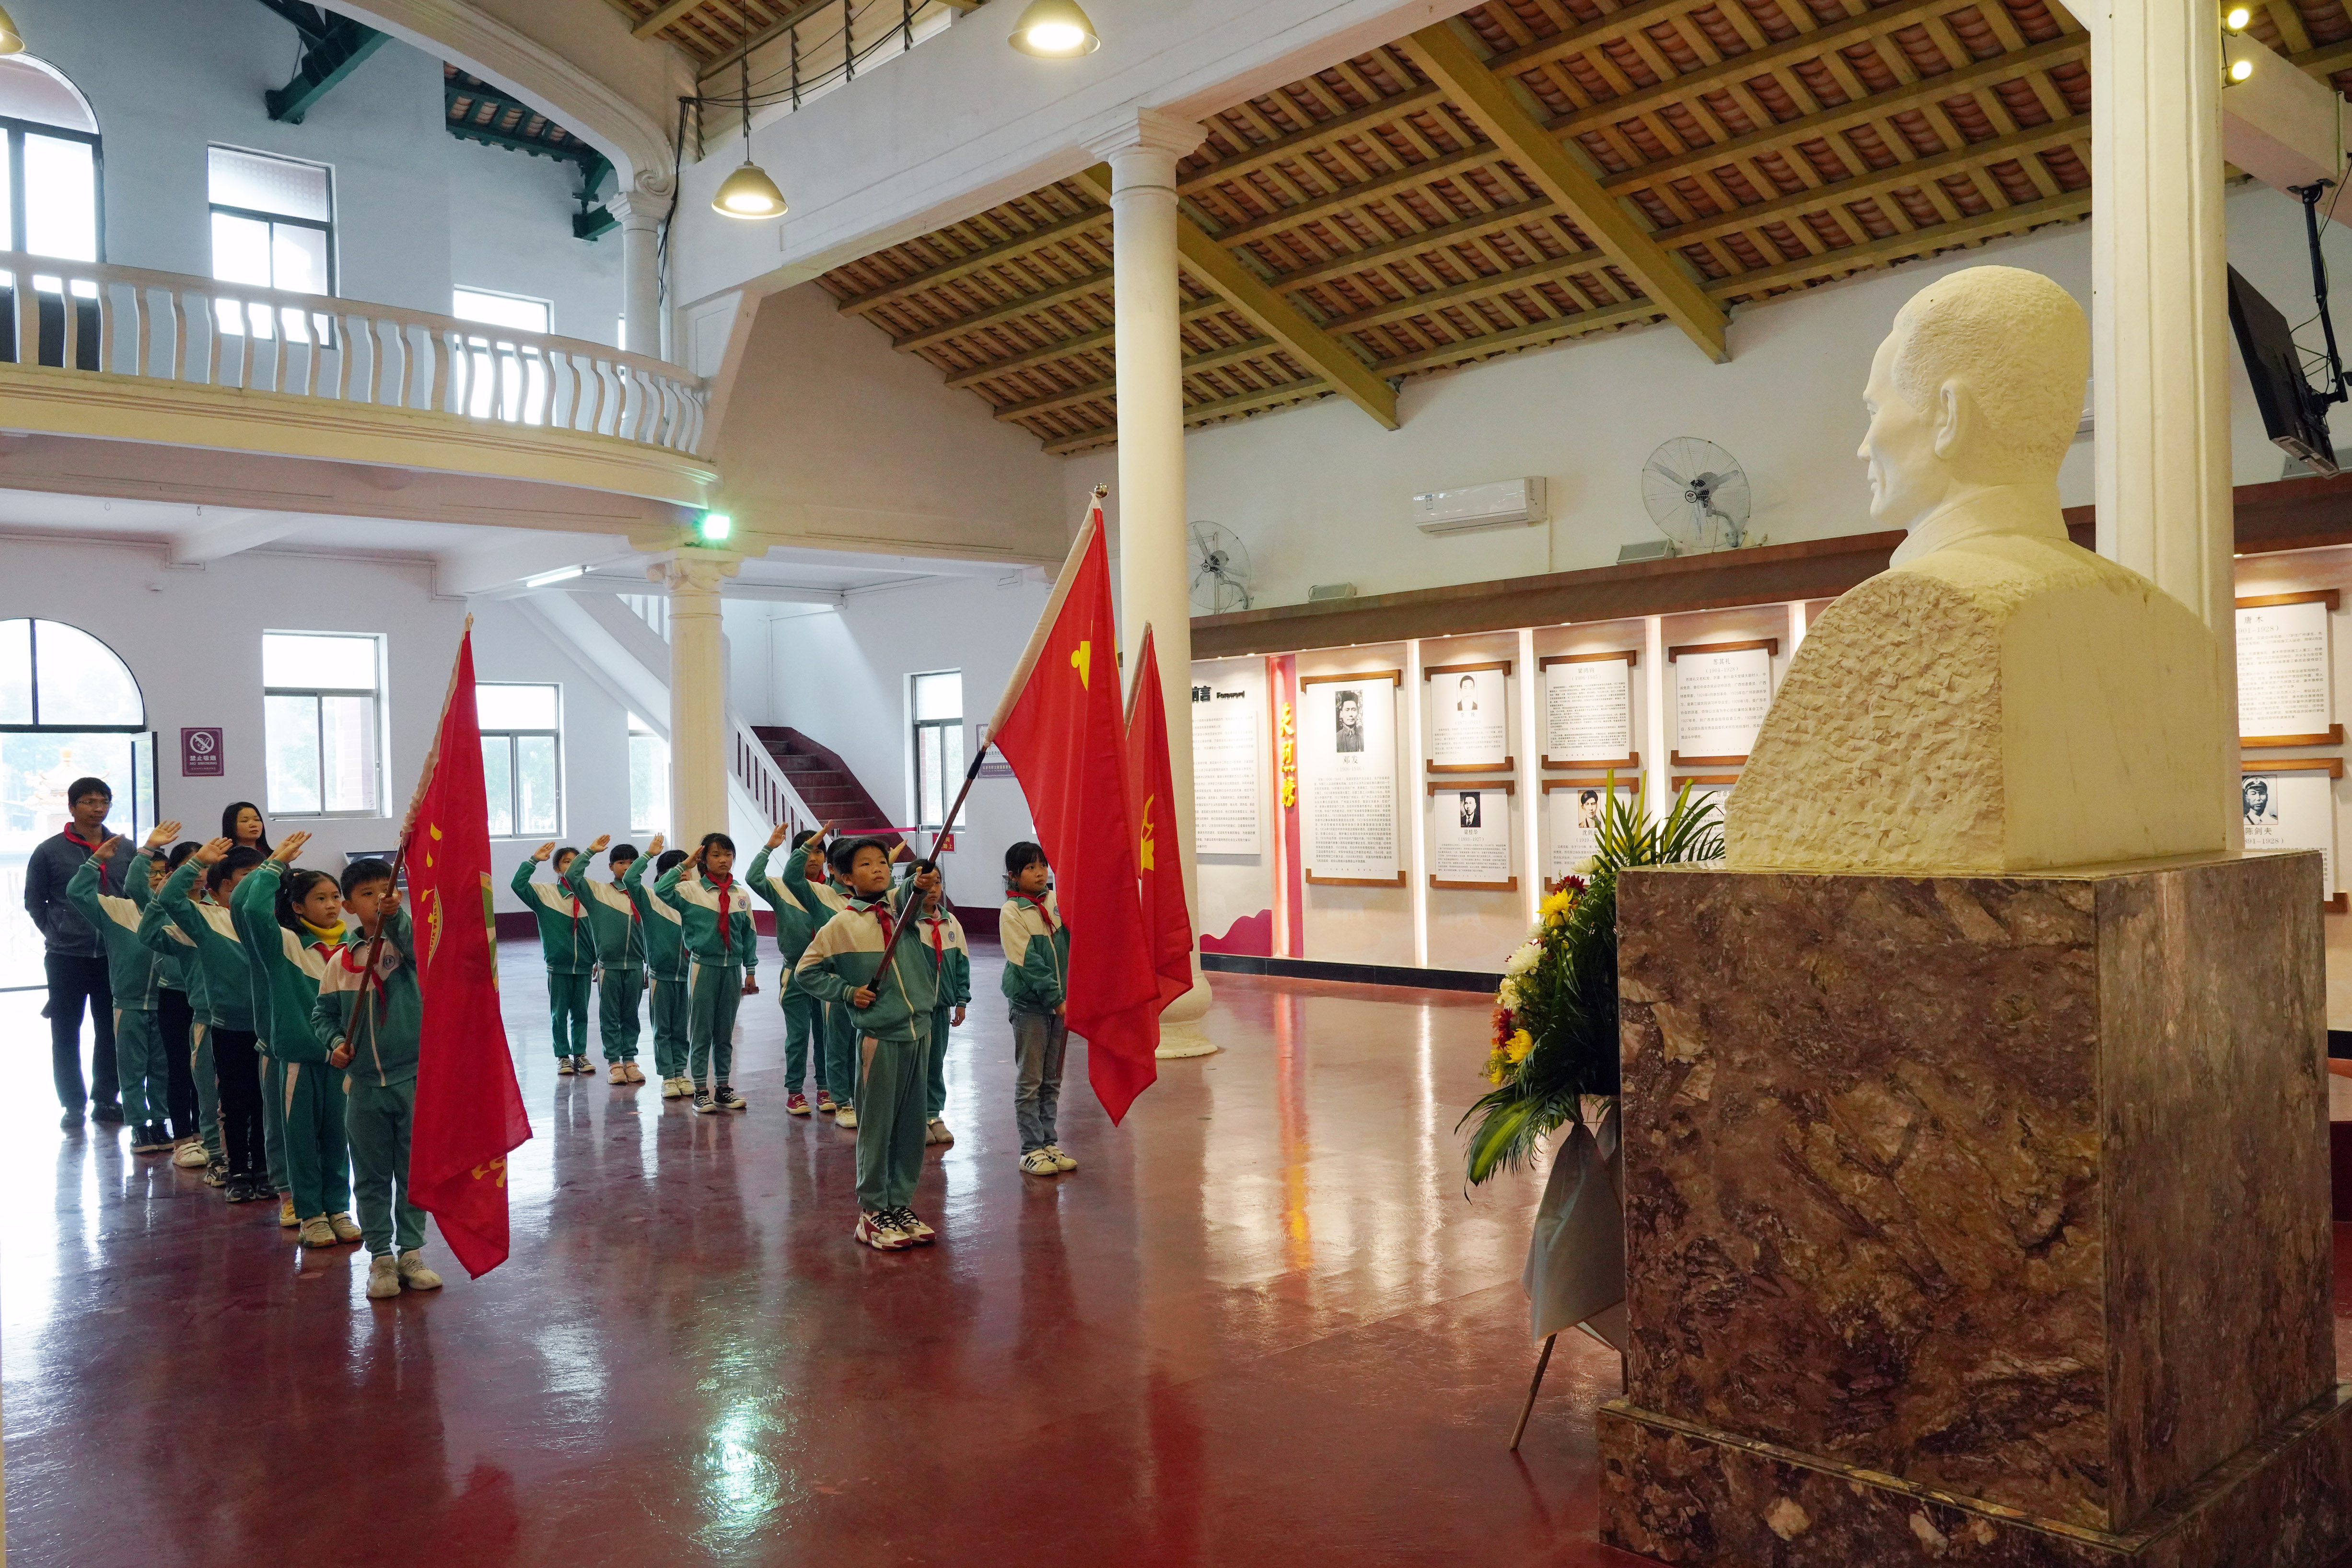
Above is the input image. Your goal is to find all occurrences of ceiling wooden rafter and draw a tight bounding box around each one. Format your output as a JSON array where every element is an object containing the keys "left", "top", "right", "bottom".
[
  {"left": 817, "top": 0, "right": 2348, "bottom": 455},
  {"left": 608, "top": 0, "right": 984, "bottom": 76}
]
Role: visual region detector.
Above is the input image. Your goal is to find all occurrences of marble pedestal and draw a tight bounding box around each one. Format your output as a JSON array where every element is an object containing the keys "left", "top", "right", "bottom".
[{"left": 1597, "top": 852, "right": 2352, "bottom": 1567}]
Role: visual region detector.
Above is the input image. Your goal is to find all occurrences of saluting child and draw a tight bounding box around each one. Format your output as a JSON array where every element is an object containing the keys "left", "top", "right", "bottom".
[
  {"left": 746, "top": 824, "right": 833, "bottom": 1116},
  {"left": 66, "top": 822, "right": 181, "bottom": 1155},
  {"left": 512, "top": 843, "right": 596, "bottom": 1076},
  {"left": 140, "top": 840, "right": 218, "bottom": 1172},
  {"left": 905, "top": 859, "right": 968, "bottom": 1148},
  {"left": 778, "top": 833, "right": 859, "bottom": 1122},
  {"left": 654, "top": 834, "right": 758, "bottom": 1114},
  {"left": 153, "top": 840, "right": 269, "bottom": 1201},
  {"left": 311, "top": 859, "right": 443, "bottom": 1300},
  {"left": 622, "top": 841, "right": 693, "bottom": 1098},
  {"left": 232, "top": 832, "right": 360, "bottom": 1252},
  {"left": 797, "top": 840, "right": 940, "bottom": 1251},
  {"left": 1001, "top": 841, "right": 1075, "bottom": 1177},
  {"left": 562, "top": 836, "right": 649, "bottom": 1086}
]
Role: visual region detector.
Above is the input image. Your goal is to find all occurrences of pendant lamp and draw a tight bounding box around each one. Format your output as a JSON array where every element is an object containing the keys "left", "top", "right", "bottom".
[
  {"left": 0, "top": 6, "right": 25, "bottom": 54},
  {"left": 711, "top": 0, "right": 787, "bottom": 219},
  {"left": 1008, "top": 0, "right": 1100, "bottom": 58}
]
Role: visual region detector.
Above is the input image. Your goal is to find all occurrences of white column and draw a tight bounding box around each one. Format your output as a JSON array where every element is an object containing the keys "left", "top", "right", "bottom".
[
  {"left": 1086, "top": 108, "right": 1217, "bottom": 1058},
  {"left": 612, "top": 182, "right": 668, "bottom": 362},
  {"left": 1405, "top": 638, "right": 1429, "bottom": 968},
  {"left": 1515, "top": 626, "right": 1540, "bottom": 918},
  {"left": 653, "top": 547, "right": 741, "bottom": 843},
  {"left": 2086, "top": 0, "right": 2239, "bottom": 845},
  {"left": 1642, "top": 616, "right": 1667, "bottom": 815}
]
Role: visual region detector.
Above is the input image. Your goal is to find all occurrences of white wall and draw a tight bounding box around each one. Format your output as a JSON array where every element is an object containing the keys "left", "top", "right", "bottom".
[
  {"left": 17, "top": 0, "right": 621, "bottom": 342},
  {"left": 1065, "top": 181, "right": 2329, "bottom": 610},
  {"left": 0, "top": 533, "right": 639, "bottom": 916}
]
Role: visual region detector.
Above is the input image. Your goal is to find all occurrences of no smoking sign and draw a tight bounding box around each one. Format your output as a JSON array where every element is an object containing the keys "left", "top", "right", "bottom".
[{"left": 181, "top": 727, "right": 223, "bottom": 778}]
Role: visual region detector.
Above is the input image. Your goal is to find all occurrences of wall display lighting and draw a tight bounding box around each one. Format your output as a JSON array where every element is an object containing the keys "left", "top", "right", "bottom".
[
  {"left": 524, "top": 565, "right": 586, "bottom": 588},
  {"left": 696, "top": 511, "right": 734, "bottom": 543},
  {"left": 1009, "top": 0, "right": 1100, "bottom": 58},
  {"left": 2225, "top": 3, "right": 2252, "bottom": 30}
]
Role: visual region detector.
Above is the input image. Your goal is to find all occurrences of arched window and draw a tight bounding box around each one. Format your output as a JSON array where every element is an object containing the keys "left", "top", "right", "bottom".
[
  {"left": 0, "top": 56, "right": 102, "bottom": 263},
  {"left": 1, "top": 618, "right": 154, "bottom": 989}
]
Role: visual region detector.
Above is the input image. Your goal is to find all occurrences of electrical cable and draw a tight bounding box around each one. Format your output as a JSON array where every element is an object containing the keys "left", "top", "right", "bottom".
[{"left": 2290, "top": 174, "right": 2352, "bottom": 409}]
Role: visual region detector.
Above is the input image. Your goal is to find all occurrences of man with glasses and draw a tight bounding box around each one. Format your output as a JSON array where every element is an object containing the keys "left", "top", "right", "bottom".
[{"left": 23, "top": 775, "right": 130, "bottom": 1127}]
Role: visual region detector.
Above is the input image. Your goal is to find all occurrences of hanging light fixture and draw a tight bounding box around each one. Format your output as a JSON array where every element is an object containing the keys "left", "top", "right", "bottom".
[
  {"left": 0, "top": 6, "right": 26, "bottom": 54},
  {"left": 1008, "top": 0, "right": 1100, "bottom": 58},
  {"left": 712, "top": 0, "right": 787, "bottom": 219}
]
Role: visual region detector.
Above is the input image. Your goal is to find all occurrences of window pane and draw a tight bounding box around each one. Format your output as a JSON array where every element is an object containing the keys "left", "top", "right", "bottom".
[
  {"left": 320, "top": 693, "right": 377, "bottom": 813},
  {"left": 942, "top": 721, "right": 965, "bottom": 825},
  {"left": 629, "top": 731, "right": 668, "bottom": 834},
  {"left": 210, "top": 210, "right": 271, "bottom": 288},
  {"left": 917, "top": 725, "right": 943, "bottom": 826},
  {"left": 270, "top": 221, "right": 328, "bottom": 297},
  {"left": 476, "top": 683, "right": 557, "bottom": 731},
  {"left": 209, "top": 147, "right": 330, "bottom": 223},
  {"left": 912, "top": 670, "right": 962, "bottom": 722},
  {"left": 0, "top": 138, "right": 15, "bottom": 254},
  {"left": 265, "top": 693, "right": 321, "bottom": 814},
  {"left": 32, "top": 620, "right": 141, "bottom": 726},
  {"left": 0, "top": 619, "right": 29, "bottom": 724},
  {"left": 481, "top": 736, "right": 513, "bottom": 839},
  {"left": 515, "top": 734, "right": 559, "bottom": 836},
  {"left": 23, "top": 134, "right": 95, "bottom": 263},
  {"left": 263, "top": 631, "right": 376, "bottom": 691},
  {"left": 453, "top": 288, "right": 549, "bottom": 336},
  {"left": 0, "top": 732, "right": 135, "bottom": 988}
]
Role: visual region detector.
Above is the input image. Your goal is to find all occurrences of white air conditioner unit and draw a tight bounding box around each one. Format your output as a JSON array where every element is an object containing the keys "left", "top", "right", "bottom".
[{"left": 1412, "top": 476, "right": 1548, "bottom": 536}]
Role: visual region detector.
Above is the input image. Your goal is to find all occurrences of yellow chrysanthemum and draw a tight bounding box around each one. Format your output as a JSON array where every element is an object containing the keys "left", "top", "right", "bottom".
[
  {"left": 1539, "top": 888, "right": 1574, "bottom": 920},
  {"left": 1504, "top": 1029, "right": 1533, "bottom": 1063}
]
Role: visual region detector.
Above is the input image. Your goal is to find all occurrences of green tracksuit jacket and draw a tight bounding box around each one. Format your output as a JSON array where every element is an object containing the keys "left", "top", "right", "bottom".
[
  {"left": 153, "top": 857, "right": 254, "bottom": 1031},
  {"left": 118, "top": 848, "right": 192, "bottom": 995},
  {"left": 795, "top": 893, "right": 939, "bottom": 1044},
  {"left": 619, "top": 854, "right": 689, "bottom": 981},
  {"left": 558, "top": 860, "right": 646, "bottom": 968},
  {"left": 746, "top": 843, "right": 830, "bottom": 969},
  {"left": 230, "top": 862, "right": 340, "bottom": 1063},
  {"left": 137, "top": 879, "right": 210, "bottom": 1021},
  {"left": 510, "top": 859, "right": 596, "bottom": 976},
  {"left": 66, "top": 850, "right": 163, "bottom": 1010},
  {"left": 311, "top": 906, "right": 421, "bottom": 1086},
  {"left": 651, "top": 862, "right": 759, "bottom": 974},
  {"left": 1000, "top": 891, "right": 1068, "bottom": 1015},
  {"left": 912, "top": 906, "right": 972, "bottom": 1008}
]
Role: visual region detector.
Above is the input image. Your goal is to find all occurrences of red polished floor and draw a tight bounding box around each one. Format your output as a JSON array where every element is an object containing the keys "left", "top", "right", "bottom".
[{"left": 1, "top": 946, "right": 1649, "bottom": 1568}]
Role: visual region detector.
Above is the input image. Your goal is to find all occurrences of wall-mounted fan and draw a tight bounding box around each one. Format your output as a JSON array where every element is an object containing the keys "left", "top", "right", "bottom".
[
  {"left": 1641, "top": 438, "right": 1752, "bottom": 554},
  {"left": 1189, "top": 521, "right": 1254, "bottom": 615}
]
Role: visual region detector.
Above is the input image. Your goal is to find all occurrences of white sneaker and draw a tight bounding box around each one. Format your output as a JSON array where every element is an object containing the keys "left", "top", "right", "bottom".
[
  {"left": 835, "top": 1105, "right": 858, "bottom": 1128},
  {"left": 173, "top": 1141, "right": 210, "bottom": 1169},
  {"left": 855, "top": 1209, "right": 911, "bottom": 1250},
  {"left": 1047, "top": 1145, "right": 1077, "bottom": 1171},
  {"left": 925, "top": 1119, "right": 955, "bottom": 1147},
  {"left": 892, "top": 1206, "right": 936, "bottom": 1245},
  {"left": 366, "top": 1253, "right": 402, "bottom": 1299},
  {"left": 607, "top": 1063, "right": 630, "bottom": 1084},
  {"left": 1020, "top": 1149, "right": 1060, "bottom": 1176},
  {"left": 661, "top": 1076, "right": 686, "bottom": 1099},
  {"left": 397, "top": 1249, "right": 443, "bottom": 1290},
  {"left": 555, "top": 1057, "right": 577, "bottom": 1076}
]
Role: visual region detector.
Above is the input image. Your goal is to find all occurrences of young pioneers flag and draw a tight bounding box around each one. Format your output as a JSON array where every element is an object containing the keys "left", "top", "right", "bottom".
[
  {"left": 402, "top": 623, "right": 532, "bottom": 1278},
  {"left": 1123, "top": 625, "right": 1195, "bottom": 1016},
  {"left": 986, "top": 488, "right": 1163, "bottom": 1121}
]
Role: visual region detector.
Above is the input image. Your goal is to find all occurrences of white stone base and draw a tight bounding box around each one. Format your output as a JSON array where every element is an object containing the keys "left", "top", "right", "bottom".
[{"left": 1155, "top": 1018, "right": 1219, "bottom": 1058}]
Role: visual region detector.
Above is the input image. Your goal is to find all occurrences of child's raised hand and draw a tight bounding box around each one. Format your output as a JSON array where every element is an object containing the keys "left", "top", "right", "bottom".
[
  {"left": 191, "top": 836, "right": 230, "bottom": 866},
  {"left": 644, "top": 833, "right": 664, "bottom": 857},
  {"left": 146, "top": 820, "right": 180, "bottom": 848},
  {"left": 531, "top": 841, "right": 555, "bottom": 862},
  {"left": 849, "top": 985, "right": 877, "bottom": 1009},
  {"left": 585, "top": 834, "right": 611, "bottom": 855},
  {"left": 276, "top": 831, "right": 312, "bottom": 864},
  {"left": 765, "top": 824, "right": 788, "bottom": 850},
  {"left": 94, "top": 833, "right": 124, "bottom": 859}
]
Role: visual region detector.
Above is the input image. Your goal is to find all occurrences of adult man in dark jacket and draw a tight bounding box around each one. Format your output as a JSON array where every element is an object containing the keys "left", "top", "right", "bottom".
[{"left": 23, "top": 776, "right": 130, "bottom": 1122}]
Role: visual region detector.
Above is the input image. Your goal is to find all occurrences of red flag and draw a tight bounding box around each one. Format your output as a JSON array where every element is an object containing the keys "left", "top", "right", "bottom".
[
  {"left": 1123, "top": 625, "right": 1194, "bottom": 1015},
  {"left": 988, "top": 491, "right": 1161, "bottom": 1120},
  {"left": 401, "top": 625, "right": 531, "bottom": 1278}
]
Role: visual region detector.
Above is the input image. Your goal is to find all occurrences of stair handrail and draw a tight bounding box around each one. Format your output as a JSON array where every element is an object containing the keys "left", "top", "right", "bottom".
[
  {"left": 0, "top": 249, "right": 707, "bottom": 454},
  {"left": 730, "top": 714, "right": 823, "bottom": 844}
]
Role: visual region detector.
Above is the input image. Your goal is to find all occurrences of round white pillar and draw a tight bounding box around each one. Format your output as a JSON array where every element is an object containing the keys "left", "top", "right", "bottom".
[
  {"left": 654, "top": 548, "right": 740, "bottom": 844},
  {"left": 612, "top": 183, "right": 668, "bottom": 363},
  {"left": 1086, "top": 109, "right": 1219, "bottom": 1058}
]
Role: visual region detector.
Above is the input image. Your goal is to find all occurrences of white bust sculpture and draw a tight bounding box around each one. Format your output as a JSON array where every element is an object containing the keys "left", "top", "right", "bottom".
[{"left": 1723, "top": 266, "right": 2226, "bottom": 873}]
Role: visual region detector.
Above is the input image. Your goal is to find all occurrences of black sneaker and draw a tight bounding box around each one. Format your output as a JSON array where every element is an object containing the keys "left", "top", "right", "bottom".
[
  {"left": 91, "top": 1101, "right": 124, "bottom": 1125},
  {"left": 131, "top": 1123, "right": 173, "bottom": 1153},
  {"left": 224, "top": 1177, "right": 262, "bottom": 1204}
]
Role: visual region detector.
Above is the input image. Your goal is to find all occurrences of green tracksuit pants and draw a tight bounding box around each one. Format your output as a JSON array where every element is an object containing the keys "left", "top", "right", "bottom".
[
  {"left": 855, "top": 1024, "right": 931, "bottom": 1213},
  {"left": 191, "top": 1022, "right": 221, "bottom": 1162},
  {"left": 822, "top": 1000, "right": 859, "bottom": 1109},
  {"left": 263, "top": 1053, "right": 287, "bottom": 1193},
  {"left": 781, "top": 985, "right": 826, "bottom": 1097},
  {"left": 687, "top": 961, "right": 743, "bottom": 1090},
  {"left": 278, "top": 1057, "right": 350, "bottom": 1219},
  {"left": 926, "top": 1002, "right": 952, "bottom": 1122},
  {"left": 110, "top": 1006, "right": 169, "bottom": 1129},
  {"left": 547, "top": 971, "right": 591, "bottom": 1059},
  {"left": 597, "top": 965, "right": 644, "bottom": 1062},
  {"left": 345, "top": 1074, "right": 426, "bottom": 1255},
  {"left": 647, "top": 972, "right": 689, "bottom": 1079}
]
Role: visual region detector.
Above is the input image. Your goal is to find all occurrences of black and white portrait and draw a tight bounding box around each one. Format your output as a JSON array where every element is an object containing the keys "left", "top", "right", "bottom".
[
  {"left": 1455, "top": 674, "right": 1479, "bottom": 713},
  {"left": 1458, "top": 791, "right": 1482, "bottom": 829},
  {"left": 1335, "top": 690, "right": 1364, "bottom": 753},
  {"left": 2244, "top": 777, "right": 2276, "bottom": 825}
]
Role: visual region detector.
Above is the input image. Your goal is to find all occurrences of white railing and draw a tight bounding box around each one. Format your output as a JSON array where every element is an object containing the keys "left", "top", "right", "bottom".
[
  {"left": 0, "top": 251, "right": 706, "bottom": 454},
  {"left": 732, "top": 716, "right": 821, "bottom": 842}
]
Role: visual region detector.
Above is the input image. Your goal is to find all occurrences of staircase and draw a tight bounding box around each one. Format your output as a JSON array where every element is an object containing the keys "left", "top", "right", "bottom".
[{"left": 752, "top": 727, "right": 903, "bottom": 854}]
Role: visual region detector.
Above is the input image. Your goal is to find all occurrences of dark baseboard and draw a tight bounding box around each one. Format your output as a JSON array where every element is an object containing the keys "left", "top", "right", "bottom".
[
  {"left": 1200, "top": 952, "right": 1500, "bottom": 993},
  {"left": 2333, "top": 1030, "right": 2352, "bottom": 1060}
]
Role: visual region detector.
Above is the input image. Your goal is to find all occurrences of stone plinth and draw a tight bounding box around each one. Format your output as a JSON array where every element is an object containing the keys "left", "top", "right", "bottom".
[{"left": 1597, "top": 852, "right": 2352, "bottom": 1566}]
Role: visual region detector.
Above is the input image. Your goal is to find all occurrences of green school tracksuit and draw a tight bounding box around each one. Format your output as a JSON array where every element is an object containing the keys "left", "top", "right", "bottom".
[
  {"left": 559, "top": 859, "right": 646, "bottom": 1065},
  {"left": 746, "top": 843, "right": 831, "bottom": 1101},
  {"left": 231, "top": 863, "right": 352, "bottom": 1223},
  {"left": 652, "top": 860, "right": 758, "bottom": 1093},
  {"left": 797, "top": 890, "right": 938, "bottom": 1215},
  {"left": 777, "top": 849, "right": 859, "bottom": 1107},
  {"left": 620, "top": 854, "right": 690, "bottom": 1080},
  {"left": 137, "top": 863, "right": 219, "bottom": 1162},
  {"left": 911, "top": 905, "right": 971, "bottom": 1123},
  {"left": 511, "top": 859, "right": 595, "bottom": 1060},
  {"left": 312, "top": 908, "right": 427, "bottom": 1257},
  {"left": 65, "top": 850, "right": 170, "bottom": 1133},
  {"left": 153, "top": 858, "right": 264, "bottom": 1183}
]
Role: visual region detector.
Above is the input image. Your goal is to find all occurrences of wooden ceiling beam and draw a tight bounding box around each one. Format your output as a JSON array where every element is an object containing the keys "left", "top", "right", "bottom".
[
  {"left": 939, "top": 301, "right": 1233, "bottom": 389},
  {"left": 840, "top": 201, "right": 1110, "bottom": 316},
  {"left": 1377, "top": 297, "right": 1662, "bottom": 376},
  {"left": 992, "top": 337, "right": 1281, "bottom": 421},
  {"left": 2293, "top": 39, "right": 2352, "bottom": 79},
  {"left": 1314, "top": 248, "right": 1607, "bottom": 336},
  {"left": 1181, "top": 86, "right": 1451, "bottom": 197},
  {"left": 1268, "top": 199, "right": 1564, "bottom": 290},
  {"left": 632, "top": 0, "right": 709, "bottom": 40},
  {"left": 1704, "top": 187, "right": 2093, "bottom": 298},
  {"left": 1203, "top": 144, "right": 1501, "bottom": 248},
  {"left": 1041, "top": 379, "right": 1338, "bottom": 455},
  {"left": 889, "top": 266, "right": 1116, "bottom": 352},
  {"left": 1404, "top": 20, "right": 1729, "bottom": 362}
]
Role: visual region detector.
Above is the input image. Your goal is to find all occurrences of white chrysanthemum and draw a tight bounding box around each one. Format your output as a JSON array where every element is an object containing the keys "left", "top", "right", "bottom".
[{"left": 1503, "top": 939, "right": 1542, "bottom": 978}]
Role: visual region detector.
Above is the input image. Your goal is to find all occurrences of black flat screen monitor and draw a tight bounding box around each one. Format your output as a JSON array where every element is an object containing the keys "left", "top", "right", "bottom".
[{"left": 2227, "top": 264, "right": 2336, "bottom": 474}]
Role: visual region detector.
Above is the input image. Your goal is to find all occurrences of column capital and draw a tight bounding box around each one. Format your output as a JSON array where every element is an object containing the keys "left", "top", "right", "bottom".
[
  {"left": 608, "top": 188, "right": 665, "bottom": 229},
  {"left": 646, "top": 546, "right": 743, "bottom": 596},
  {"left": 1081, "top": 107, "right": 1208, "bottom": 169}
]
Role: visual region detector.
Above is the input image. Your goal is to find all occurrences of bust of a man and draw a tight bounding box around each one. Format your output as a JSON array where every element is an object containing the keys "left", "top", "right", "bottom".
[{"left": 1723, "top": 266, "right": 2225, "bottom": 873}]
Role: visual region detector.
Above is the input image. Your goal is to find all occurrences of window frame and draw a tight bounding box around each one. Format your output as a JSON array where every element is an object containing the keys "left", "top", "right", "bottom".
[
  {"left": 626, "top": 712, "right": 666, "bottom": 836},
  {"left": 478, "top": 681, "right": 563, "bottom": 840},
  {"left": 0, "top": 111, "right": 104, "bottom": 266},
  {"left": 261, "top": 630, "right": 384, "bottom": 820},
  {"left": 909, "top": 669, "right": 964, "bottom": 833},
  {"left": 0, "top": 617, "right": 143, "bottom": 733},
  {"left": 206, "top": 145, "right": 336, "bottom": 299}
]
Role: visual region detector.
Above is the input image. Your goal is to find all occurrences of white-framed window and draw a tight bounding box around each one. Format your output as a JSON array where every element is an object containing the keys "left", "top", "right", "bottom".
[
  {"left": 910, "top": 669, "right": 964, "bottom": 831},
  {"left": 452, "top": 287, "right": 550, "bottom": 422},
  {"left": 0, "top": 56, "right": 104, "bottom": 368},
  {"left": 208, "top": 146, "right": 333, "bottom": 339},
  {"left": 262, "top": 630, "right": 382, "bottom": 817},
  {"left": 628, "top": 712, "right": 667, "bottom": 835},
  {"left": 478, "top": 682, "right": 560, "bottom": 838}
]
